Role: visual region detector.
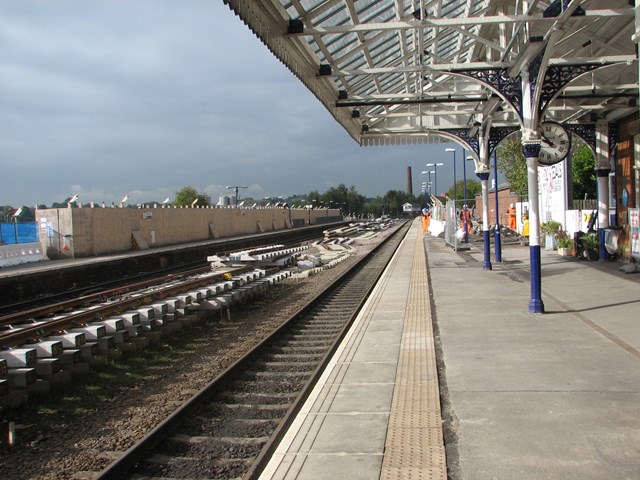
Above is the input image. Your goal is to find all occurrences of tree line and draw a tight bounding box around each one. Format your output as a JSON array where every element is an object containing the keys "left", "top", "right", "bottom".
[{"left": 2, "top": 142, "right": 595, "bottom": 224}]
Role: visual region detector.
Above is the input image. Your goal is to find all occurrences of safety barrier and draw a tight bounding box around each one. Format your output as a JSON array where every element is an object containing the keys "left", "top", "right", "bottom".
[{"left": 0, "top": 242, "right": 45, "bottom": 268}]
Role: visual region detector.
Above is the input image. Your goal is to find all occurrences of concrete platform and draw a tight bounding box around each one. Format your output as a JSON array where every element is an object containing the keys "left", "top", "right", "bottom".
[
  {"left": 260, "top": 219, "right": 446, "bottom": 480},
  {"left": 259, "top": 218, "right": 640, "bottom": 480}
]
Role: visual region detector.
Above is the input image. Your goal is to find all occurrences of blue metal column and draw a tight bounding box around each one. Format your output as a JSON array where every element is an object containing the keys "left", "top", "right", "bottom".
[
  {"left": 493, "top": 150, "right": 502, "bottom": 262},
  {"left": 462, "top": 148, "right": 468, "bottom": 243},
  {"left": 523, "top": 144, "right": 544, "bottom": 314},
  {"left": 478, "top": 171, "right": 492, "bottom": 270}
]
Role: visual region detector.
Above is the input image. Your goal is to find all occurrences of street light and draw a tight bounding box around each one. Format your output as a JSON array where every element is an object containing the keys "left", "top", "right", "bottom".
[
  {"left": 226, "top": 185, "right": 248, "bottom": 208},
  {"left": 445, "top": 148, "right": 457, "bottom": 202},
  {"left": 425, "top": 163, "right": 443, "bottom": 198},
  {"left": 12, "top": 207, "right": 23, "bottom": 244},
  {"left": 421, "top": 174, "right": 429, "bottom": 203}
]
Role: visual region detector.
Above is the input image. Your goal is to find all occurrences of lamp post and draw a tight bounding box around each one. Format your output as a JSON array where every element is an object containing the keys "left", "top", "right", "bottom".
[
  {"left": 445, "top": 148, "right": 457, "bottom": 203},
  {"left": 12, "top": 207, "right": 23, "bottom": 244},
  {"left": 226, "top": 186, "right": 248, "bottom": 208},
  {"left": 68, "top": 194, "right": 79, "bottom": 208},
  {"left": 425, "top": 163, "right": 443, "bottom": 199},
  {"left": 421, "top": 171, "right": 433, "bottom": 206}
]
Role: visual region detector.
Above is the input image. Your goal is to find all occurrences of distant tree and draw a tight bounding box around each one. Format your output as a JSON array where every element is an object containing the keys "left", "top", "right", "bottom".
[
  {"left": 496, "top": 138, "right": 528, "bottom": 196},
  {"left": 381, "top": 190, "right": 420, "bottom": 217},
  {"left": 571, "top": 143, "right": 597, "bottom": 200},
  {"left": 307, "top": 190, "right": 322, "bottom": 208},
  {"left": 321, "top": 184, "right": 366, "bottom": 215},
  {"left": 362, "top": 197, "right": 385, "bottom": 217},
  {"left": 445, "top": 179, "right": 482, "bottom": 206},
  {"left": 174, "top": 186, "right": 209, "bottom": 207}
]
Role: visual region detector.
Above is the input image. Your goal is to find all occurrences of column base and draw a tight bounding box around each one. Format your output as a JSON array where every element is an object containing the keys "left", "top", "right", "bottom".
[
  {"left": 529, "top": 245, "right": 545, "bottom": 314},
  {"left": 528, "top": 298, "right": 545, "bottom": 314},
  {"left": 483, "top": 230, "right": 492, "bottom": 270}
]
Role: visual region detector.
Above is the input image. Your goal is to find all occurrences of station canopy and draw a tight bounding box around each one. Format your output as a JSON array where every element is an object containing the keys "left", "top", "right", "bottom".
[{"left": 224, "top": 0, "right": 638, "bottom": 149}]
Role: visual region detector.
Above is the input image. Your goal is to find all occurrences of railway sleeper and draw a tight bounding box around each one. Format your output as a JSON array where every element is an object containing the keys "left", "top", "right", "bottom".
[
  {"left": 252, "top": 360, "right": 318, "bottom": 373},
  {"left": 287, "top": 317, "right": 345, "bottom": 337},
  {"left": 270, "top": 345, "right": 328, "bottom": 355},
  {"left": 186, "top": 416, "right": 279, "bottom": 438},
  {"left": 278, "top": 333, "right": 338, "bottom": 343},
  {"left": 264, "top": 352, "right": 324, "bottom": 362},
  {"left": 160, "top": 433, "right": 268, "bottom": 458},
  {"left": 138, "top": 454, "right": 252, "bottom": 480},
  {"left": 274, "top": 338, "right": 334, "bottom": 348},
  {"left": 239, "top": 370, "right": 312, "bottom": 383},
  {"left": 290, "top": 320, "right": 348, "bottom": 330},
  {"left": 229, "top": 378, "right": 305, "bottom": 394},
  {"left": 213, "top": 403, "right": 290, "bottom": 420},
  {"left": 217, "top": 390, "right": 297, "bottom": 405},
  {"left": 283, "top": 332, "right": 338, "bottom": 346}
]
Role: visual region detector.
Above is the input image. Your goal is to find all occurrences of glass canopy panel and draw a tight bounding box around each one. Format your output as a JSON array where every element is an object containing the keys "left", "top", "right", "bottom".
[{"left": 261, "top": 0, "right": 637, "bottom": 139}]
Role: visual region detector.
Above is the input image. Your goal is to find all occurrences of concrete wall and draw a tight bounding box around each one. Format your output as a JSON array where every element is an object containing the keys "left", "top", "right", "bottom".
[{"left": 36, "top": 206, "right": 342, "bottom": 258}]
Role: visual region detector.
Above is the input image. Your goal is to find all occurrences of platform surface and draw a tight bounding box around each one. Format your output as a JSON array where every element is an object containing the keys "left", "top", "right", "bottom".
[{"left": 260, "top": 218, "right": 640, "bottom": 479}]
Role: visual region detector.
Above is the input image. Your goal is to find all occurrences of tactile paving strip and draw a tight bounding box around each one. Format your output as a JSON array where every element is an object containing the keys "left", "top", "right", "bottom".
[{"left": 380, "top": 221, "right": 447, "bottom": 480}]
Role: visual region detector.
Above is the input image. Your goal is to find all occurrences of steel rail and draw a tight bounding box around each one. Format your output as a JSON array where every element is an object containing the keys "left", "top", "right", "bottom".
[
  {"left": 0, "top": 265, "right": 212, "bottom": 327},
  {"left": 0, "top": 265, "right": 257, "bottom": 348}
]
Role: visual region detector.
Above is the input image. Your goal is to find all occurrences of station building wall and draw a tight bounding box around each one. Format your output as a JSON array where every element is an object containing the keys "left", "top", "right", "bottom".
[
  {"left": 474, "top": 186, "right": 522, "bottom": 226},
  {"left": 36, "top": 207, "right": 341, "bottom": 258}
]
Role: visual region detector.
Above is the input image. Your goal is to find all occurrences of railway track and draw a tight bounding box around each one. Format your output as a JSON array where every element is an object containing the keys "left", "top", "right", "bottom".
[
  {"left": 96, "top": 220, "right": 409, "bottom": 480},
  {"left": 0, "top": 240, "right": 317, "bottom": 405}
]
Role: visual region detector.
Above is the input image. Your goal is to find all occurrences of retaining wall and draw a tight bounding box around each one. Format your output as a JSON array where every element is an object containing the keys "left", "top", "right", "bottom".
[{"left": 36, "top": 207, "right": 341, "bottom": 258}]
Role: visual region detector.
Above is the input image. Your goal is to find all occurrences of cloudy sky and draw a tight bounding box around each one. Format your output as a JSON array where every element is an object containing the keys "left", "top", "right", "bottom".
[{"left": 0, "top": 0, "right": 474, "bottom": 208}]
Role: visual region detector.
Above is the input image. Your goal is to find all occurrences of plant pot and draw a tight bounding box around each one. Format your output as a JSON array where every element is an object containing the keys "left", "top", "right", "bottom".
[
  {"left": 586, "top": 248, "right": 599, "bottom": 261},
  {"left": 558, "top": 247, "right": 571, "bottom": 256},
  {"left": 545, "top": 234, "right": 557, "bottom": 250}
]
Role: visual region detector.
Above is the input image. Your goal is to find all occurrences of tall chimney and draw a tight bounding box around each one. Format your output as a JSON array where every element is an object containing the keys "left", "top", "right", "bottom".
[{"left": 406, "top": 166, "right": 413, "bottom": 195}]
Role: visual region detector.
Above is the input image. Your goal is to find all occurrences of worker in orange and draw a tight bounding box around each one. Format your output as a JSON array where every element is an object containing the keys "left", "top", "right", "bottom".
[
  {"left": 458, "top": 206, "right": 471, "bottom": 235},
  {"left": 508, "top": 203, "right": 517, "bottom": 231},
  {"left": 422, "top": 208, "right": 431, "bottom": 232}
]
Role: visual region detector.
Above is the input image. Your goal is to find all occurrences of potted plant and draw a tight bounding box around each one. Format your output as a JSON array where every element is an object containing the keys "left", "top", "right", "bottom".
[
  {"left": 581, "top": 232, "right": 599, "bottom": 260},
  {"left": 541, "top": 220, "right": 562, "bottom": 250},
  {"left": 556, "top": 231, "right": 573, "bottom": 256}
]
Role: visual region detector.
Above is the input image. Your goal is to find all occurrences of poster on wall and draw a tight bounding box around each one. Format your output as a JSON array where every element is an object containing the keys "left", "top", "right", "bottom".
[
  {"left": 538, "top": 161, "right": 568, "bottom": 224},
  {"left": 629, "top": 208, "right": 640, "bottom": 259}
]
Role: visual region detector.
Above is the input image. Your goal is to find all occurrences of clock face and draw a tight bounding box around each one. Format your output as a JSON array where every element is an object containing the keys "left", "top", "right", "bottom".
[{"left": 539, "top": 122, "right": 571, "bottom": 166}]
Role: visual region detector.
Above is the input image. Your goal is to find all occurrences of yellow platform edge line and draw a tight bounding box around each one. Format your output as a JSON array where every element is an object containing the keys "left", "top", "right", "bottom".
[{"left": 380, "top": 220, "right": 447, "bottom": 479}]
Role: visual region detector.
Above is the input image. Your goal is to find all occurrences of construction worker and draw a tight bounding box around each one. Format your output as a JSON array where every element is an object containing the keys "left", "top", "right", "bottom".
[
  {"left": 422, "top": 208, "right": 431, "bottom": 232},
  {"left": 508, "top": 203, "right": 517, "bottom": 231},
  {"left": 461, "top": 206, "right": 472, "bottom": 233}
]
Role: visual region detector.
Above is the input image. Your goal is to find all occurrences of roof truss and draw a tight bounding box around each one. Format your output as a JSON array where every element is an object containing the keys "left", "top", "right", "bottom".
[{"left": 224, "top": 0, "right": 638, "bottom": 147}]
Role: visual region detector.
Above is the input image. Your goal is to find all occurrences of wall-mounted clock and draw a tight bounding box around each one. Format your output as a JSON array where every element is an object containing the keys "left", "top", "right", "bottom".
[{"left": 539, "top": 122, "right": 571, "bottom": 166}]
